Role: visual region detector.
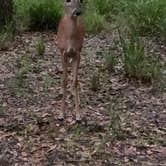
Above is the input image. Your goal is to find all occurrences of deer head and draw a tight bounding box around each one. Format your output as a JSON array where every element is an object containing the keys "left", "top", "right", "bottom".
[{"left": 64, "top": 0, "right": 83, "bottom": 18}]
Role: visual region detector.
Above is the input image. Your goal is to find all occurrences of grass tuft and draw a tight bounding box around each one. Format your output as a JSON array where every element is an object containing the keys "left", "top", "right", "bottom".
[
  {"left": 90, "top": 70, "right": 100, "bottom": 91},
  {"left": 14, "top": 0, "right": 62, "bottom": 31},
  {"left": 104, "top": 51, "right": 117, "bottom": 72},
  {"left": 0, "top": 23, "right": 15, "bottom": 50},
  {"left": 119, "top": 31, "right": 161, "bottom": 82},
  {"left": 84, "top": 11, "right": 106, "bottom": 34},
  {"left": 35, "top": 37, "right": 45, "bottom": 58}
]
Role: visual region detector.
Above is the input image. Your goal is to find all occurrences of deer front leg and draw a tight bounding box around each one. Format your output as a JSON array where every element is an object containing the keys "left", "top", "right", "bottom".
[
  {"left": 72, "top": 54, "right": 81, "bottom": 121},
  {"left": 59, "top": 53, "right": 68, "bottom": 120}
]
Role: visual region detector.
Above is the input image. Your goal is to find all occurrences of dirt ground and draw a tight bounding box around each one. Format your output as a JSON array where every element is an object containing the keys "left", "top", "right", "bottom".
[{"left": 0, "top": 32, "right": 166, "bottom": 166}]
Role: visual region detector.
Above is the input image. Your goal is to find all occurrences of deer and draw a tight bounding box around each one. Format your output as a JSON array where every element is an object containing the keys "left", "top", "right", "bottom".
[{"left": 57, "top": 0, "right": 85, "bottom": 122}]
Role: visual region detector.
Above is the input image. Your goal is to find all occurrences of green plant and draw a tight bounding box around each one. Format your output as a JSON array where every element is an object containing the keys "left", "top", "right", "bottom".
[
  {"left": 0, "top": 101, "right": 4, "bottom": 115},
  {"left": 84, "top": 11, "right": 106, "bottom": 33},
  {"left": 13, "top": 0, "right": 166, "bottom": 36},
  {"left": 116, "top": 0, "right": 166, "bottom": 37},
  {"left": 104, "top": 51, "right": 117, "bottom": 72},
  {"left": 17, "top": 54, "right": 34, "bottom": 74},
  {"left": 90, "top": 71, "right": 100, "bottom": 91},
  {"left": 14, "top": 0, "right": 30, "bottom": 30},
  {"left": 152, "top": 68, "right": 166, "bottom": 93},
  {"left": 28, "top": 0, "right": 62, "bottom": 30},
  {"left": 7, "top": 54, "right": 35, "bottom": 96},
  {"left": 91, "top": 0, "right": 111, "bottom": 17},
  {"left": 43, "top": 74, "right": 54, "bottom": 91},
  {"left": 0, "top": 23, "right": 15, "bottom": 50},
  {"left": 14, "top": 0, "right": 62, "bottom": 31},
  {"left": 35, "top": 37, "right": 45, "bottom": 58},
  {"left": 119, "top": 31, "right": 161, "bottom": 82},
  {"left": 108, "top": 101, "right": 123, "bottom": 140},
  {"left": 6, "top": 72, "right": 26, "bottom": 96}
]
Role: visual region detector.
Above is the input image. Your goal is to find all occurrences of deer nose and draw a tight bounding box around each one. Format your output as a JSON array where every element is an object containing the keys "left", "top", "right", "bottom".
[
  {"left": 75, "top": 11, "right": 81, "bottom": 16},
  {"left": 73, "top": 9, "right": 82, "bottom": 16}
]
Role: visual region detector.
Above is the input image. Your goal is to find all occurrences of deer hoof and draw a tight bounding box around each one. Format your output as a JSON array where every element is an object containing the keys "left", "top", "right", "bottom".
[
  {"left": 70, "top": 87, "right": 75, "bottom": 96},
  {"left": 58, "top": 112, "right": 64, "bottom": 121},
  {"left": 76, "top": 114, "right": 81, "bottom": 123},
  {"left": 76, "top": 119, "right": 81, "bottom": 124},
  {"left": 58, "top": 117, "right": 64, "bottom": 121}
]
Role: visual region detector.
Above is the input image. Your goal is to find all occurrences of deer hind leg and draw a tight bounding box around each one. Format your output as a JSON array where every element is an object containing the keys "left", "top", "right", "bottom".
[
  {"left": 59, "top": 52, "right": 68, "bottom": 120},
  {"left": 71, "top": 54, "right": 81, "bottom": 121}
]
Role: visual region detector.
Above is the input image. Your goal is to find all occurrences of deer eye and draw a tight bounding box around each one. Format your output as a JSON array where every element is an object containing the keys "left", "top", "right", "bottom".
[{"left": 66, "top": 0, "right": 71, "bottom": 2}]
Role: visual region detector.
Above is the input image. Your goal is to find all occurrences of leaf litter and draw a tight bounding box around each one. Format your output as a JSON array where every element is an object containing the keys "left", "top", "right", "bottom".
[{"left": 0, "top": 32, "right": 165, "bottom": 165}]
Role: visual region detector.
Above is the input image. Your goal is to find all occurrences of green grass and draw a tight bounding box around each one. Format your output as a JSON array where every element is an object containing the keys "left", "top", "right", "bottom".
[
  {"left": 0, "top": 101, "right": 4, "bottom": 115},
  {"left": 42, "top": 74, "right": 55, "bottom": 91},
  {"left": 119, "top": 31, "right": 161, "bottom": 82},
  {"left": 90, "top": 70, "right": 100, "bottom": 91},
  {"left": 35, "top": 37, "right": 45, "bottom": 58},
  {"left": 14, "top": 0, "right": 62, "bottom": 31},
  {"left": 0, "top": 23, "right": 15, "bottom": 50},
  {"left": 90, "top": 0, "right": 112, "bottom": 18},
  {"left": 7, "top": 53, "right": 41, "bottom": 97},
  {"left": 13, "top": 0, "right": 166, "bottom": 36},
  {"left": 84, "top": 11, "right": 107, "bottom": 33},
  {"left": 115, "top": 0, "right": 166, "bottom": 37},
  {"left": 28, "top": 0, "right": 62, "bottom": 31},
  {"left": 108, "top": 99, "right": 124, "bottom": 140},
  {"left": 103, "top": 51, "right": 117, "bottom": 72}
]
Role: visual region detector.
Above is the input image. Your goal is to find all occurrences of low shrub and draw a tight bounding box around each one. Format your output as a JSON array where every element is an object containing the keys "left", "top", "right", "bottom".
[
  {"left": 104, "top": 51, "right": 117, "bottom": 72},
  {"left": 119, "top": 31, "right": 161, "bottom": 82},
  {"left": 35, "top": 37, "right": 45, "bottom": 58},
  {"left": 90, "top": 71, "right": 100, "bottom": 91},
  {"left": 116, "top": 0, "right": 166, "bottom": 37},
  {"left": 91, "top": 0, "right": 111, "bottom": 17},
  {"left": 29, "top": 0, "right": 62, "bottom": 31},
  {"left": 84, "top": 11, "right": 106, "bottom": 33},
  {"left": 14, "top": 0, "right": 62, "bottom": 31},
  {"left": 0, "top": 23, "right": 15, "bottom": 50}
]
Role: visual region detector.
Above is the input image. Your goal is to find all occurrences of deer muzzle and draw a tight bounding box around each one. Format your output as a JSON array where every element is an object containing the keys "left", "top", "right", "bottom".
[{"left": 72, "top": 8, "right": 82, "bottom": 16}]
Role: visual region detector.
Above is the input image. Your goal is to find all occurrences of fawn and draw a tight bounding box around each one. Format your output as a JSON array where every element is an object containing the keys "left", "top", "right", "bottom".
[{"left": 57, "top": 0, "right": 85, "bottom": 121}]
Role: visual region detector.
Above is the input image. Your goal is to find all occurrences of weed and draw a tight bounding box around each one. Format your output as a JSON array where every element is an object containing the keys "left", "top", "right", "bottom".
[
  {"left": 14, "top": 0, "right": 62, "bottom": 31},
  {"left": 13, "top": 0, "right": 166, "bottom": 37},
  {"left": 104, "top": 51, "right": 117, "bottom": 72},
  {"left": 84, "top": 11, "right": 106, "bottom": 33},
  {"left": 136, "top": 134, "right": 166, "bottom": 147},
  {"left": 0, "top": 23, "right": 15, "bottom": 50},
  {"left": 17, "top": 54, "right": 34, "bottom": 73},
  {"left": 91, "top": 0, "right": 112, "bottom": 17},
  {"left": 24, "top": 139, "right": 34, "bottom": 152},
  {"left": 30, "top": 0, "right": 62, "bottom": 30},
  {"left": 24, "top": 124, "right": 34, "bottom": 135},
  {"left": 7, "top": 54, "right": 35, "bottom": 96},
  {"left": 0, "top": 101, "right": 4, "bottom": 115},
  {"left": 6, "top": 72, "right": 26, "bottom": 96},
  {"left": 119, "top": 31, "right": 161, "bottom": 82},
  {"left": 35, "top": 37, "right": 45, "bottom": 58},
  {"left": 14, "top": 0, "right": 30, "bottom": 31},
  {"left": 64, "top": 139, "right": 78, "bottom": 153},
  {"left": 42, "top": 74, "right": 54, "bottom": 91},
  {"left": 108, "top": 102, "right": 123, "bottom": 140},
  {"left": 152, "top": 69, "right": 166, "bottom": 93},
  {"left": 90, "top": 70, "right": 100, "bottom": 91},
  {"left": 116, "top": 0, "right": 166, "bottom": 37}
]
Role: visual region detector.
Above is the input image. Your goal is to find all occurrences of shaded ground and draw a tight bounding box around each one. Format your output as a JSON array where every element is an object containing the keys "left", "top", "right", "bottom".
[{"left": 0, "top": 32, "right": 166, "bottom": 166}]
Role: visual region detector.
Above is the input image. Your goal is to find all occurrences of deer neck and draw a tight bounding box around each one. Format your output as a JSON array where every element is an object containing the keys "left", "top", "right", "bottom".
[{"left": 65, "top": 14, "right": 78, "bottom": 38}]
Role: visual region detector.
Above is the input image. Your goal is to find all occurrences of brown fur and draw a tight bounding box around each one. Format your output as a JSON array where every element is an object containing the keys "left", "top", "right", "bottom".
[
  {"left": 57, "top": 15, "right": 85, "bottom": 54},
  {"left": 57, "top": 6, "right": 85, "bottom": 121}
]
